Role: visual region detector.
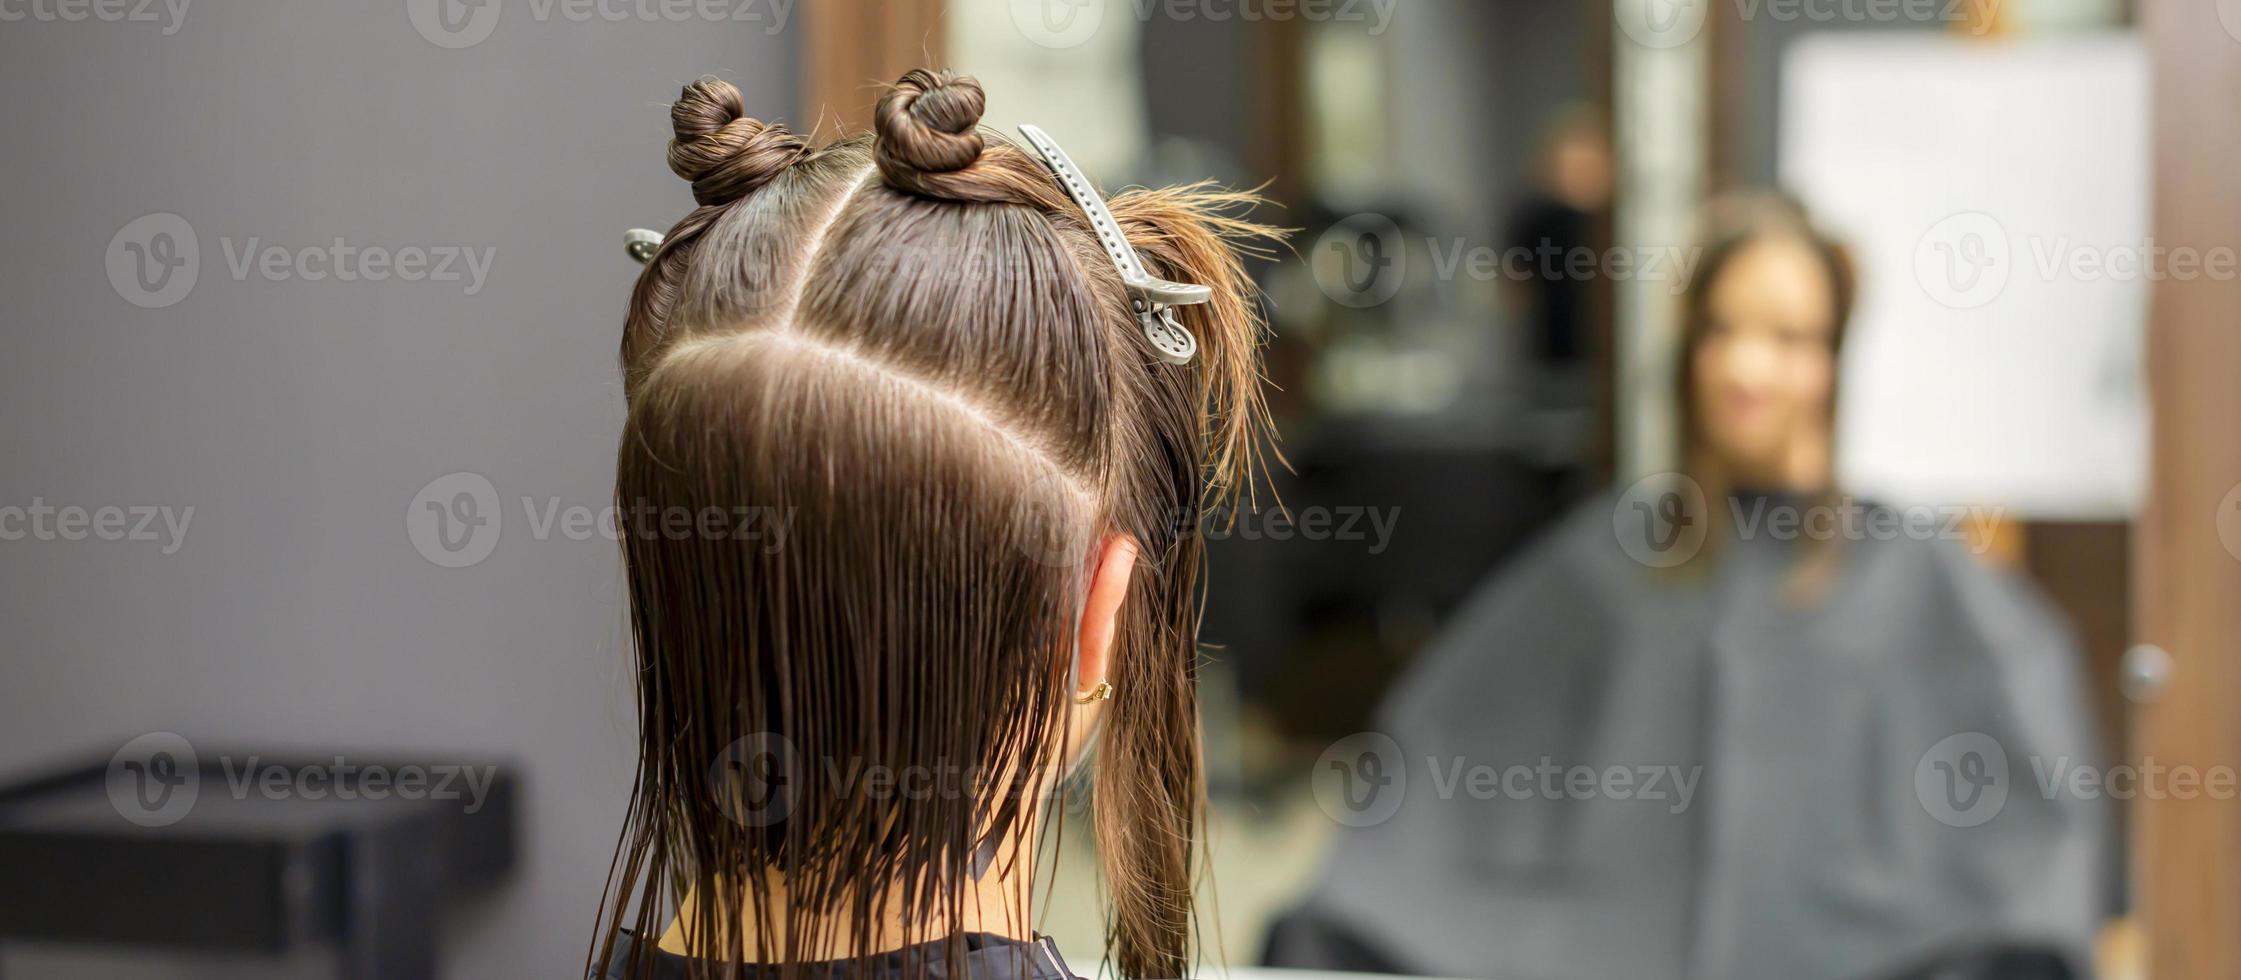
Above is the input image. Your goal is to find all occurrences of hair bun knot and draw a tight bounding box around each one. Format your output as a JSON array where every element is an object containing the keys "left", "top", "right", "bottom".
[
  {"left": 668, "top": 77, "right": 811, "bottom": 207},
  {"left": 875, "top": 69, "right": 988, "bottom": 178}
]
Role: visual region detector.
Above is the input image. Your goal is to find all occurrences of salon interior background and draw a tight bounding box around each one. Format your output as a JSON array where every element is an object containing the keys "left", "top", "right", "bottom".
[{"left": 5, "top": 0, "right": 2241, "bottom": 978}]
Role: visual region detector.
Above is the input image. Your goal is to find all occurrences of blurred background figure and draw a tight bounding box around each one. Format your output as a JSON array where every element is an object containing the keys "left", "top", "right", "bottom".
[
  {"left": 1501, "top": 107, "right": 1611, "bottom": 487},
  {"left": 1262, "top": 194, "right": 2110, "bottom": 980}
]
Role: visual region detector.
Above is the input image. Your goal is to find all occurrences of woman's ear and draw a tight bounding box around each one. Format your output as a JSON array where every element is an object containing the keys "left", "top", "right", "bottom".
[{"left": 1075, "top": 534, "right": 1139, "bottom": 697}]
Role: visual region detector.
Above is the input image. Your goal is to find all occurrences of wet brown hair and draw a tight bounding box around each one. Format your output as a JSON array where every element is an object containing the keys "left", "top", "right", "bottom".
[
  {"left": 592, "top": 69, "right": 1279, "bottom": 980},
  {"left": 1673, "top": 192, "right": 1857, "bottom": 599}
]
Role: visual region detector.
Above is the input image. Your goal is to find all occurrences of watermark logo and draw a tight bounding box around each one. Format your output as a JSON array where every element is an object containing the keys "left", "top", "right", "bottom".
[
  {"left": 1428, "top": 238, "right": 1704, "bottom": 298},
  {"left": 1313, "top": 214, "right": 1707, "bottom": 310},
  {"left": 107, "top": 732, "right": 200, "bottom": 828},
  {"left": 1312, "top": 731, "right": 1407, "bottom": 827},
  {"left": 106, "top": 738, "right": 503, "bottom": 826},
  {"left": 107, "top": 735, "right": 504, "bottom": 826},
  {"left": 411, "top": 0, "right": 795, "bottom": 49},
  {"left": 1012, "top": 0, "right": 1396, "bottom": 48},
  {"left": 1919, "top": 731, "right": 2241, "bottom": 828},
  {"left": 1620, "top": 0, "right": 1999, "bottom": 43},
  {"left": 107, "top": 212, "right": 199, "bottom": 309},
  {"left": 1733, "top": 0, "right": 1998, "bottom": 30},
  {"left": 0, "top": 498, "right": 194, "bottom": 554},
  {"left": 1195, "top": 503, "right": 1401, "bottom": 555},
  {"left": 1010, "top": 0, "right": 1104, "bottom": 48},
  {"left": 107, "top": 213, "right": 495, "bottom": 306},
  {"left": 408, "top": 472, "right": 502, "bottom": 568},
  {"left": 217, "top": 237, "right": 495, "bottom": 294},
  {"left": 407, "top": 473, "right": 795, "bottom": 568},
  {"left": 1613, "top": 477, "right": 2003, "bottom": 567},
  {"left": 1311, "top": 734, "right": 1702, "bottom": 827},
  {"left": 1313, "top": 212, "right": 1407, "bottom": 309},
  {"left": 1916, "top": 212, "right": 2241, "bottom": 308},
  {"left": 1914, "top": 211, "right": 2010, "bottom": 310},
  {"left": 1614, "top": 0, "right": 1707, "bottom": 48},
  {"left": 1915, "top": 731, "right": 2009, "bottom": 828},
  {"left": 710, "top": 733, "right": 799, "bottom": 828},
  {"left": 2219, "top": 481, "right": 2241, "bottom": 564},
  {"left": 1613, "top": 471, "right": 1709, "bottom": 568},
  {"left": 409, "top": 0, "right": 503, "bottom": 48},
  {"left": 0, "top": 0, "right": 192, "bottom": 34},
  {"left": 1729, "top": 494, "right": 2002, "bottom": 554}
]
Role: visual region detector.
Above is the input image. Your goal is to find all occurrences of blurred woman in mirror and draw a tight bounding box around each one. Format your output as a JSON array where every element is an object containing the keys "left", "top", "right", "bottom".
[{"left": 1268, "top": 194, "right": 2110, "bottom": 980}]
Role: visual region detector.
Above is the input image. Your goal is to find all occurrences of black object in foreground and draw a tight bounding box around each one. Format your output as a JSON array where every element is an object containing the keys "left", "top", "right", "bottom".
[{"left": 0, "top": 750, "right": 517, "bottom": 980}]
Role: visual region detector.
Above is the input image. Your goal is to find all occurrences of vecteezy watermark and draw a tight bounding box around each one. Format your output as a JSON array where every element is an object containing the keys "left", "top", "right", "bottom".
[
  {"left": 1012, "top": 471, "right": 1403, "bottom": 569},
  {"left": 408, "top": 472, "right": 503, "bottom": 568},
  {"left": 2218, "top": 480, "right": 2241, "bottom": 564},
  {"left": 1615, "top": 0, "right": 1996, "bottom": 48},
  {"left": 406, "top": 472, "right": 795, "bottom": 568},
  {"left": 1726, "top": 493, "right": 2002, "bottom": 554},
  {"left": 1916, "top": 210, "right": 2241, "bottom": 311},
  {"left": 1311, "top": 213, "right": 1707, "bottom": 309},
  {"left": 707, "top": 734, "right": 1070, "bottom": 829},
  {"left": 1914, "top": 212, "right": 2010, "bottom": 310},
  {"left": 1192, "top": 503, "right": 1401, "bottom": 555},
  {"left": 107, "top": 213, "right": 496, "bottom": 309},
  {"left": 1613, "top": 472, "right": 2002, "bottom": 567},
  {"left": 0, "top": 497, "right": 193, "bottom": 555},
  {"left": 1313, "top": 213, "right": 1407, "bottom": 309},
  {"left": 1612, "top": 471, "right": 1710, "bottom": 568},
  {"left": 106, "top": 213, "right": 199, "bottom": 310},
  {"left": 1312, "top": 732, "right": 1702, "bottom": 828},
  {"left": 1611, "top": 0, "right": 1711, "bottom": 48},
  {"left": 107, "top": 733, "right": 199, "bottom": 827},
  {"left": 1916, "top": 731, "right": 2241, "bottom": 829},
  {"left": 710, "top": 733, "right": 798, "bottom": 828},
  {"left": 1914, "top": 732, "right": 2010, "bottom": 827},
  {"left": 1424, "top": 238, "right": 1704, "bottom": 294},
  {"left": 408, "top": 0, "right": 797, "bottom": 49},
  {"left": 1008, "top": 0, "right": 1397, "bottom": 50},
  {"left": 0, "top": 0, "right": 191, "bottom": 34},
  {"left": 107, "top": 734, "right": 501, "bottom": 828}
]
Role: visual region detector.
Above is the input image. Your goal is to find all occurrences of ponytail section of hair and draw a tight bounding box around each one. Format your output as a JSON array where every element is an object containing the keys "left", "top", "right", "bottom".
[
  {"left": 1109, "top": 183, "right": 1284, "bottom": 499},
  {"left": 1088, "top": 185, "right": 1283, "bottom": 980}
]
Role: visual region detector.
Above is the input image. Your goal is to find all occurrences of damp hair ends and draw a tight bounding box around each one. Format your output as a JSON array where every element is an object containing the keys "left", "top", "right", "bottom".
[{"left": 591, "top": 70, "right": 1284, "bottom": 980}]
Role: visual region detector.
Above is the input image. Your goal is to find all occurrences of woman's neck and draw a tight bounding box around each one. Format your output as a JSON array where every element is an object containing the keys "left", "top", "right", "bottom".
[
  {"left": 656, "top": 852, "right": 1038, "bottom": 962},
  {"left": 1722, "top": 433, "right": 1831, "bottom": 496}
]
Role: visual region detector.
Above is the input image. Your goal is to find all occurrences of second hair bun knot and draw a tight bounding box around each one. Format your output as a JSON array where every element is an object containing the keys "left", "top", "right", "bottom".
[
  {"left": 875, "top": 69, "right": 988, "bottom": 176},
  {"left": 668, "top": 77, "right": 811, "bottom": 207}
]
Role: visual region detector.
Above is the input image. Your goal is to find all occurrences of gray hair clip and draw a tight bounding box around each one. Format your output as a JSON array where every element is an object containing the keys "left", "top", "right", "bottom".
[
  {"left": 624, "top": 228, "right": 663, "bottom": 265},
  {"left": 1018, "top": 124, "right": 1206, "bottom": 365}
]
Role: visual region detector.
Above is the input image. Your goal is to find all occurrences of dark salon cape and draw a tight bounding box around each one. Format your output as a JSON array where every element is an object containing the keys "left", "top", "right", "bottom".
[
  {"left": 602, "top": 932, "right": 1083, "bottom": 980},
  {"left": 1282, "top": 495, "right": 2109, "bottom": 980}
]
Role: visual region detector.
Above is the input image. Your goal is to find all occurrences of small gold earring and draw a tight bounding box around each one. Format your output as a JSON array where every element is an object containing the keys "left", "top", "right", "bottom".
[{"left": 1074, "top": 681, "right": 1114, "bottom": 705}]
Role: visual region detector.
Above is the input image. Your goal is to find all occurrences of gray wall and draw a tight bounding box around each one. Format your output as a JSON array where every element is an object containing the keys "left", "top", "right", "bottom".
[{"left": 0, "top": 3, "right": 795, "bottom": 976}]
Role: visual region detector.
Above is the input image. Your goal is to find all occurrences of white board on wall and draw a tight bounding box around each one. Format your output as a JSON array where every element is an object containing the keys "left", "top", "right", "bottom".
[{"left": 1780, "top": 33, "right": 2149, "bottom": 519}]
